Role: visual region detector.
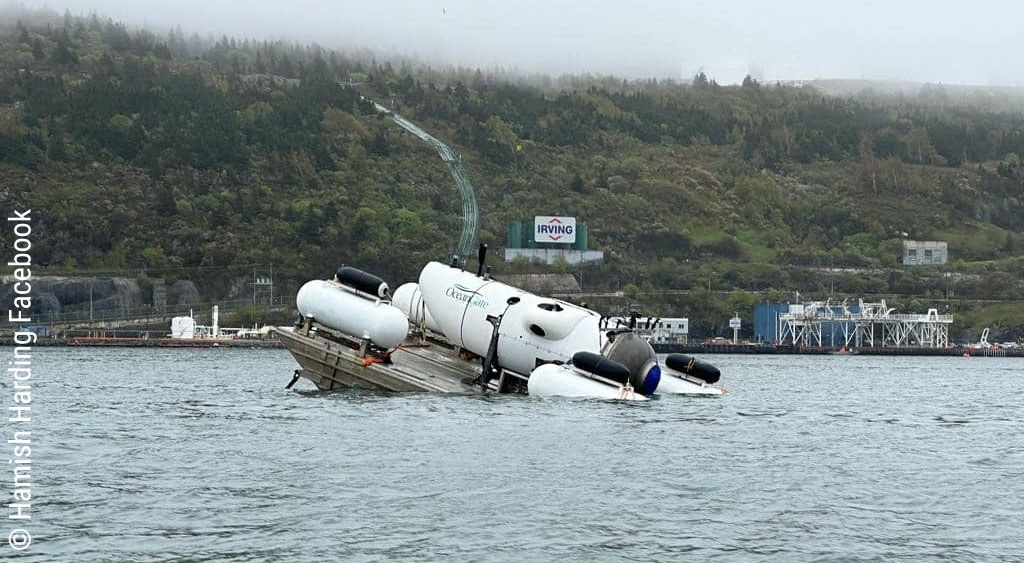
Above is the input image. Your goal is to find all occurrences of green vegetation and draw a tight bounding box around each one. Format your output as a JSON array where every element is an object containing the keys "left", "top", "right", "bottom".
[{"left": 1, "top": 10, "right": 1022, "bottom": 339}]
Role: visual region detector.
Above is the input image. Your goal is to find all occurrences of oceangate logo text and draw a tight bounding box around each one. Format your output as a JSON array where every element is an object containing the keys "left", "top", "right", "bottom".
[{"left": 444, "top": 284, "right": 490, "bottom": 309}]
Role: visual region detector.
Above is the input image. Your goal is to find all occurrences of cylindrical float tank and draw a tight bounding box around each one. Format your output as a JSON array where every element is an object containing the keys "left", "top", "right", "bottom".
[
  {"left": 391, "top": 282, "right": 443, "bottom": 335},
  {"left": 572, "top": 223, "right": 588, "bottom": 251},
  {"left": 527, "top": 363, "right": 647, "bottom": 401},
  {"left": 335, "top": 266, "right": 390, "bottom": 299},
  {"left": 507, "top": 220, "right": 522, "bottom": 248},
  {"left": 664, "top": 353, "right": 721, "bottom": 384},
  {"left": 655, "top": 373, "right": 725, "bottom": 396},
  {"left": 296, "top": 280, "right": 408, "bottom": 348}
]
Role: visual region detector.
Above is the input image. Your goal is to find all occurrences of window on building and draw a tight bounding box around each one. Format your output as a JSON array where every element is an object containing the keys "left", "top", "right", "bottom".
[{"left": 924, "top": 249, "right": 933, "bottom": 262}]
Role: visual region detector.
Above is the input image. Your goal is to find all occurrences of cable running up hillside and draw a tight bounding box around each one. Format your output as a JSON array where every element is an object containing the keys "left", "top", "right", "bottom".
[{"left": 372, "top": 101, "right": 480, "bottom": 265}]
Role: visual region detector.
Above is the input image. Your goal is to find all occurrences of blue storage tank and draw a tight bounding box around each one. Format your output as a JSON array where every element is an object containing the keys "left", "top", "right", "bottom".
[
  {"left": 755, "top": 302, "right": 862, "bottom": 345},
  {"left": 754, "top": 303, "right": 790, "bottom": 343}
]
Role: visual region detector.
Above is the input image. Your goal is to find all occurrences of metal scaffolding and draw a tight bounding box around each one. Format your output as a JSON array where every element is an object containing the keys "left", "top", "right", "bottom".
[{"left": 778, "top": 299, "right": 952, "bottom": 348}]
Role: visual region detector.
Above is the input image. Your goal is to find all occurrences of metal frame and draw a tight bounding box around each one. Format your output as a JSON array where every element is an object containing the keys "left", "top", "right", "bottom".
[{"left": 778, "top": 299, "right": 951, "bottom": 348}]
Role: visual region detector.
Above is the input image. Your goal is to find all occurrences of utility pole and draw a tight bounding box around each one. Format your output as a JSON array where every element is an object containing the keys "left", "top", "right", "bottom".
[
  {"left": 578, "top": 254, "right": 584, "bottom": 291},
  {"left": 252, "top": 266, "right": 257, "bottom": 327},
  {"left": 252, "top": 266, "right": 275, "bottom": 326},
  {"left": 829, "top": 256, "right": 835, "bottom": 296}
]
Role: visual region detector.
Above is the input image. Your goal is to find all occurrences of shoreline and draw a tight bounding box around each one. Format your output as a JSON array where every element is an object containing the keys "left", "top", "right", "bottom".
[
  {"left": 652, "top": 343, "right": 1024, "bottom": 357},
  {"left": 3, "top": 337, "right": 1017, "bottom": 356},
  {"left": 0, "top": 337, "right": 284, "bottom": 349}
]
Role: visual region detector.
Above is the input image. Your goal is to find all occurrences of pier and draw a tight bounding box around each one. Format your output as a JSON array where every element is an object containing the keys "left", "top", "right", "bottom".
[{"left": 652, "top": 342, "right": 1022, "bottom": 357}]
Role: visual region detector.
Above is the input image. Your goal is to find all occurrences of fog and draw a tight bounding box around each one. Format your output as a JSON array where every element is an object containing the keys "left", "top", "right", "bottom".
[{"left": 13, "top": 0, "right": 1022, "bottom": 85}]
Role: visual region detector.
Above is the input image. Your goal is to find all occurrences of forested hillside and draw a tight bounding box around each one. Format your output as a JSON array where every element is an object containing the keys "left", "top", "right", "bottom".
[{"left": 1, "top": 10, "right": 1022, "bottom": 338}]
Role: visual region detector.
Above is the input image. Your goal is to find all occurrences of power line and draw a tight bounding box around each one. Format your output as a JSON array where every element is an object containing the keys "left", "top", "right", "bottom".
[{"left": 31, "top": 262, "right": 272, "bottom": 276}]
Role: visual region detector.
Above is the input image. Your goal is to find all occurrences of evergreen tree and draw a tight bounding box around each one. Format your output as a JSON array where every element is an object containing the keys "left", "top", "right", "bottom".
[
  {"left": 52, "top": 32, "right": 79, "bottom": 65},
  {"left": 16, "top": 20, "right": 30, "bottom": 44},
  {"left": 31, "top": 37, "right": 45, "bottom": 61}
]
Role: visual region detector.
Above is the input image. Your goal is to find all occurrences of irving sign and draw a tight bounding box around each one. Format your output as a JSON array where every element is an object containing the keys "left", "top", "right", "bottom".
[{"left": 534, "top": 216, "right": 576, "bottom": 243}]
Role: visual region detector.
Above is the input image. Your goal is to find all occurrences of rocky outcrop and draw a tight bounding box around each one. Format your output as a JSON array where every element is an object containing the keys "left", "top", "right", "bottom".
[
  {"left": 1, "top": 276, "right": 144, "bottom": 319},
  {"left": 167, "top": 280, "right": 199, "bottom": 305}
]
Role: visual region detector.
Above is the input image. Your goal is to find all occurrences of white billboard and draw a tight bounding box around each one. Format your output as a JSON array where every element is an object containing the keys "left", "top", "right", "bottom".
[{"left": 534, "top": 216, "right": 576, "bottom": 243}]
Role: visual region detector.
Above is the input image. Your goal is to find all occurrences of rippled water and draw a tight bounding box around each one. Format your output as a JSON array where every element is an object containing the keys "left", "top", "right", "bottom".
[{"left": 11, "top": 348, "right": 1024, "bottom": 562}]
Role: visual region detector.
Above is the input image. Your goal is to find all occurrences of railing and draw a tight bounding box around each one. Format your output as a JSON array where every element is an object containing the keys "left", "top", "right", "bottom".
[{"left": 779, "top": 312, "right": 953, "bottom": 323}]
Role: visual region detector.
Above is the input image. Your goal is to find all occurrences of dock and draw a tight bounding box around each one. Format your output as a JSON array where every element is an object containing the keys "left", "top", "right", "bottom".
[
  {"left": 652, "top": 343, "right": 1024, "bottom": 357},
  {"left": 0, "top": 335, "right": 283, "bottom": 348}
]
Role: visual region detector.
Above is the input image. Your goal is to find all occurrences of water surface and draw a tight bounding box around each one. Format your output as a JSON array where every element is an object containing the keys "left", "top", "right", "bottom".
[{"left": 13, "top": 349, "right": 1024, "bottom": 562}]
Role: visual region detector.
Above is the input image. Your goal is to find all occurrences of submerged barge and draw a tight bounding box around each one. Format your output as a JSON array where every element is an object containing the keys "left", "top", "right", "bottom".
[{"left": 279, "top": 320, "right": 491, "bottom": 393}]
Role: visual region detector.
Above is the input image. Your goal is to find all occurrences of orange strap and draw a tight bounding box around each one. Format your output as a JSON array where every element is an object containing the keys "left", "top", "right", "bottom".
[{"left": 361, "top": 342, "right": 405, "bottom": 367}]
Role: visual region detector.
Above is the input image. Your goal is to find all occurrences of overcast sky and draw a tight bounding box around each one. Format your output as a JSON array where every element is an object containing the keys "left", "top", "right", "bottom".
[{"left": 13, "top": 0, "right": 1021, "bottom": 85}]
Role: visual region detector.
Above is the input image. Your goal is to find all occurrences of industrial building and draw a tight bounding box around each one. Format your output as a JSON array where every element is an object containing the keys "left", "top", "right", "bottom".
[
  {"left": 505, "top": 216, "right": 604, "bottom": 265},
  {"left": 605, "top": 316, "right": 689, "bottom": 344},
  {"left": 903, "top": 240, "right": 948, "bottom": 266}
]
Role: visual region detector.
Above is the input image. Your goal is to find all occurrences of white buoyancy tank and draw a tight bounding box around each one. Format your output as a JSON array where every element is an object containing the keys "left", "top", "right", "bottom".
[
  {"left": 391, "top": 283, "right": 443, "bottom": 334},
  {"left": 527, "top": 364, "right": 647, "bottom": 401},
  {"left": 654, "top": 372, "right": 726, "bottom": 396},
  {"left": 296, "top": 280, "right": 408, "bottom": 348},
  {"left": 417, "top": 261, "right": 604, "bottom": 375}
]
